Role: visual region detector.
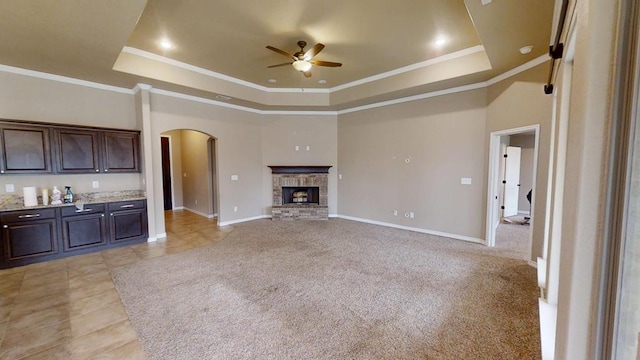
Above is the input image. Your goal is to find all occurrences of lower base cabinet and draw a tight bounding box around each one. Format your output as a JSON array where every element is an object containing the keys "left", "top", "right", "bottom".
[
  {"left": 61, "top": 204, "right": 108, "bottom": 251},
  {"left": 0, "top": 208, "right": 59, "bottom": 267},
  {"left": 0, "top": 200, "right": 148, "bottom": 269},
  {"left": 109, "top": 200, "right": 148, "bottom": 244}
]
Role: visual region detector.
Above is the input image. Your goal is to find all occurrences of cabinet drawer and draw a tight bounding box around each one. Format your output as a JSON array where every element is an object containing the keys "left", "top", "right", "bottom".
[
  {"left": 0, "top": 208, "right": 56, "bottom": 222},
  {"left": 108, "top": 200, "right": 145, "bottom": 212},
  {"left": 60, "top": 203, "right": 105, "bottom": 217}
]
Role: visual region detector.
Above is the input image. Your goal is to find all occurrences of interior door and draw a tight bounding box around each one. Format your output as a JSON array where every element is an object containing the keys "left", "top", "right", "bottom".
[
  {"left": 503, "top": 146, "right": 521, "bottom": 217},
  {"left": 161, "top": 137, "right": 173, "bottom": 211}
]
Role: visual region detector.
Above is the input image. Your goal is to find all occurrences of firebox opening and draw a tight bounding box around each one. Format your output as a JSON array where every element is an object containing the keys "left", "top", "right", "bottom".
[{"left": 282, "top": 186, "right": 319, "bottom": 205}]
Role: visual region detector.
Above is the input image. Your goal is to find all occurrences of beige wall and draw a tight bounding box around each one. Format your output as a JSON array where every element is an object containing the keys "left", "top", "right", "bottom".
[
  {"left": 510, "top": 134, "right": 535, "bottom": 212},
  {"left": 261, "top": 114, "right": 338, "bottom": 214},
  {"left": 179, "top": 130, "right": 214, "bottom": 216},
  {"left": 338, "top": 89, "right": 488, "bottom": 240},
  {"left": 487, "top": 64, "right": 553, "bottom": 261},
  {"left": 0, "top": 71, "right": 142, "bottom": 196},
  {"left": 148, "top": 93, "right": 263, "bottom": 231}
]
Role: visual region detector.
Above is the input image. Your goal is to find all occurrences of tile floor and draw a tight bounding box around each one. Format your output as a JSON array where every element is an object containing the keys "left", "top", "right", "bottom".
[{"left": 0, "top": 210, "right": 232, "bottom": 360}]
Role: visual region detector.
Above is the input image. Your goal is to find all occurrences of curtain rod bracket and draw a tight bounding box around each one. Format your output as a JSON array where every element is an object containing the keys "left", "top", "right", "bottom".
[{"left": 549, "top": 43, "right": 564, "bottom": 59}]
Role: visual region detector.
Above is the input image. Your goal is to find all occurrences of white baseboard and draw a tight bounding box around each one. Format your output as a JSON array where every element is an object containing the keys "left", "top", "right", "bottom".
[
  {"left": 183, "top": 207, "right": 216, "bottom": 219},
  {"left": 329, "top": 213, "right": 339, "bottom": 218},
  {"left": 518, "top": 210, "right": 530, "bottom": 215},
  {"left": 172, "top": 206, "right": 185, "bottom": 210},
  {"left": 528, "top": 260, "right": 537, "bottom": 268},
  {"left": 218, "top": 215, "right": 270, "bottom": 227},
  {"left": 147, "top": 233, "right": 167, "bottom": 242},
  {"left": 335, "top": 214, "right": 485, "bottom": 244}
]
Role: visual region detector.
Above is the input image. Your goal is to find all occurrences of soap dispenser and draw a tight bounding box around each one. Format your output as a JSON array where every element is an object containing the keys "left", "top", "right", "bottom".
[{"left": 64, "top": 186, "right": 74, "bottom": 203}]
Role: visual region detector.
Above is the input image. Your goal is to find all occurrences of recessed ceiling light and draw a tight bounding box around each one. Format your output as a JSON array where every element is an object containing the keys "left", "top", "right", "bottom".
[
  {"left": 160, "top": 38, "right": 173, "bottom": 49},
  {"left": 318, "top": 80, "right": 327, "bottom": 84},
  {"left": 519, "top": 45, "right": 533, "bottom": 54},
  {"left": 268, "top": 79, "right": 277, "bottom": 83},
  {"left": 434, "top": 36, "right": 447, "bottom": 47}
]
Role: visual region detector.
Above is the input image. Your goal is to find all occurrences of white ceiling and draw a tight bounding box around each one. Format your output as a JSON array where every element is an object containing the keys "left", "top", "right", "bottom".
[{"left": 0, "top": 0, "right": 555, "bottom": 110}]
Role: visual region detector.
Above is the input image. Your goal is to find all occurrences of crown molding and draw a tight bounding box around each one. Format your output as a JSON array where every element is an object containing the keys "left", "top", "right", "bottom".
[
  {"left": 1, "top": 54, "right": 549, "bottom": 116},
  {"left": 486, "top": 54, "right": 549, "bottom": 86},
  {"left": 330, "top": 45, "right": 486, "bottom": 92},
  {"left": 0, "top": 64, "right": 133, "bottom": 94}
]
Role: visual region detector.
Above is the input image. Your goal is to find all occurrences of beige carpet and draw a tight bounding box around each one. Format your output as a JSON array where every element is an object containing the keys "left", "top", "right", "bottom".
[{"left": 111, "top": 219, "right": 540, "bottom": 359}]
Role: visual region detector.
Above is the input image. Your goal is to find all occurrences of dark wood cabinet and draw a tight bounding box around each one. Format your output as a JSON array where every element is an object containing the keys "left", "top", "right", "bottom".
[
  {"left": 0, "top": 120, "right": 140, "bottom": 175},
  {"left": 103, "top": 132, "right": 140, "bottom": 173},
  {"left": 60, "top": 203, "right": 107, "bottom": 251},
  {"left": 0, "top": 199, "right": 147, "bottom": 269},
  {"left": 108, "top": 200, "right": 148, "bottom": 244},
  {"left": 0, "top": 208, "right": 59, "bottom": 267},
  {"left": 53, "top": 129, "right": 101, "bottom": 173},
  {"left": 0, "top": 125, "right": 52, "bottom": 174}
]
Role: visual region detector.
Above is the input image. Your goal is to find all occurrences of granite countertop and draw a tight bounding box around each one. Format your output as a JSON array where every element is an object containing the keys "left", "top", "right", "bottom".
[{"left": 0, "top": 190, "right": 146, "bottom": 212}]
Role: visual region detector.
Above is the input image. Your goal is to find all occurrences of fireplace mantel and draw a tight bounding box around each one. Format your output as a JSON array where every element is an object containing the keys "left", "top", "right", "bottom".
[{"left": 268, "top": 165, "right": 332, "bottom": 174}]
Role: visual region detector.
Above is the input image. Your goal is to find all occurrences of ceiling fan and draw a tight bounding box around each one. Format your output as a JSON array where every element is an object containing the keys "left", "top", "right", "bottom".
[{"left": 266, "top": 40, "right": 342, "bottom": 77}]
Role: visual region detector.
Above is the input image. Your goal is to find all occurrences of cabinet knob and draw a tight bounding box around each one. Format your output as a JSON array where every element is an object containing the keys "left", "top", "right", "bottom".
[
  {"left": 105, "top": 169, "right": 109, "bottom": 172},
  {"left": 3, "top": 225, "right": 7, "bottom": 228},
  {"left": 110, "top": 213, "right": 113, "bottom": 216},
  {"left": 101, "top": 214, "right": 105, "bottom": 217},
  {"left": 96, "top": 169, "right": 99, "bottom": 172},
  {"left": 0, "top": 170, "right": 4, "bottom": 174}
]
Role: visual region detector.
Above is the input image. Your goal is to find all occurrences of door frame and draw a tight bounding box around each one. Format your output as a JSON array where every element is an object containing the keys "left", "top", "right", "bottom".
[
  {"left": 486, "top": 124, "right": 540, "bottom": 251},
  {"left": 160, "top": 135, "right": 175, "bottom": 211}
]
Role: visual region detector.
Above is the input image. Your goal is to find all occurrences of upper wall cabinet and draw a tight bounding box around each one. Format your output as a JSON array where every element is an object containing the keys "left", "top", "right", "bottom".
[
  {"left": 53, "top": 129, "right": 101, "bottom": 173},
  {"left": 0, "top": 124, "right": 53, "bottom": 174},
  {"left": 103, "top": 132, "right": 140, "bottom": 173},
  {"left": 0, "top": 120, "right": 141, "bottom": 175}
]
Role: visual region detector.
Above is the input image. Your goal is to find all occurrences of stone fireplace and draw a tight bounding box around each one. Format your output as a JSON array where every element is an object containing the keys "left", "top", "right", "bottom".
[{"left": 269, "top": 165, "right": 331, "bottom": 220}]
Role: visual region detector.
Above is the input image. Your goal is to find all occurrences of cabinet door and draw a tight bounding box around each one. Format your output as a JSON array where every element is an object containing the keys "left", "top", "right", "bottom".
[
  {"left": 103, "top": 132, "right": 140, "bottom": 173},
  {"left": 109, "top": 209, "right": 148, "bottom": 243},
  {"left": 61, "top": 204, "right": 107, "bottom": 251},
  {"left": 2, "top": 219, "right": 59, "bottom": 261},
  {"left": 0, "top": 126, "right": 52, "bottom": 174},
  {"left": 54, "top": 129, "right": 100, "bottom": 173}
]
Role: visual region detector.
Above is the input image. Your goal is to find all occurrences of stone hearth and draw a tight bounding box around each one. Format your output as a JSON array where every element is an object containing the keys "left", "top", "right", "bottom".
[{"left": 269, "top": 166, "right": 331, "bottom": 220}]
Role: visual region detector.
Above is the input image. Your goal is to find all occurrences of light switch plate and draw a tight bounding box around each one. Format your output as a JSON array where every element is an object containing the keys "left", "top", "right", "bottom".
[
  {"left": 461, "top": 178, "right": 472, "bottom": 185},
  {"left": 231, "top": 175, "right": 239, "bottom": 181},
  {"left": 92, "top": 181, "right": 99, "bottom": 188},
  {"left": 5, "top": 184, "right": 14, "bottom": 193}
]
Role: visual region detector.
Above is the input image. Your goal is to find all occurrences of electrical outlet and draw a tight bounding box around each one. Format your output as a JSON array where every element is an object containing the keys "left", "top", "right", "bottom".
[
  {"left": 339, "top": 174, "right": 343, "bottom": 180},
  {"left": 92, "top": 181, "right": 99, "bottom": 189},
  {"left": 295, "top": 146, "right": 299, "bottom": 151},
  {"left": 233, "top": 206, "right": 238, "bottom": 212},
  {"left": 195, "top": 199, "right": 198, "bottom": 205},
  {"left": 393, "top": 210, "right": 398, "bottom": 216},
  {"left": 409, "top": 212, "right": 415, "bottom": 218},
  {"left": 5, "top": 184, "right": 14, "bottom": 193},
  {"left": 306, "top": 145, "right": 310, "bottom": 151}
]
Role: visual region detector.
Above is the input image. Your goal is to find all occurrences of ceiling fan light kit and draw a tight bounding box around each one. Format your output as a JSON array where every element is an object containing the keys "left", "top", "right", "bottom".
[
  {"left": 266, "top": 40, "right": 342, "bottom": 77},
  {"left": 292, "top": 60, "right": 312, "bottom": 72}
]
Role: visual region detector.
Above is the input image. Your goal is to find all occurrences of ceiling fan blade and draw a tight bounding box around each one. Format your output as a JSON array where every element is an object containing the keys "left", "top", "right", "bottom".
[
  {"left": 303, "top": 43, "right": 325, "bottom": 59},
  {"left": 303, "top": 71, "right": 312, "bottom": 78},
  {"left": 267, "top": 62, "right": 293, "bottom": 68},
  {"left": 266, "top": 46, "right": 296, "bottom": 60},
  {"left": 309, "top": 60, "right": 342, "bottom": 67}
]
